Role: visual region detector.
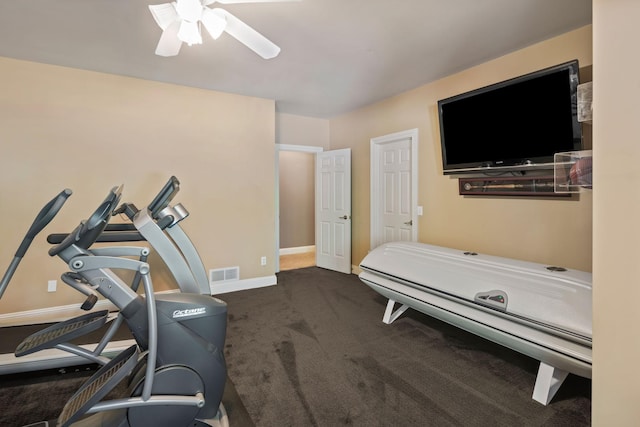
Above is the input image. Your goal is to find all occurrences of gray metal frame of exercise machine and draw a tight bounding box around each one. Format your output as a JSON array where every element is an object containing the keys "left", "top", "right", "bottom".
[
  {"left": 3, "top": 187, "right": 228, "bottom": 426},
  {"left": 0, "top": 178, "right": 211, "bottom": 373},
  {"left": 112, "top": 175, "right": 210, "bottom": 295},
  {"left": 47, "top": 176, "right": 211, "bottom": 296}
]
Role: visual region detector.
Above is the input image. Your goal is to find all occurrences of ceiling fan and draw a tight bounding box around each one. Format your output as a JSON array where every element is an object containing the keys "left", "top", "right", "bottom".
[{"left": 148, "top": 0, "right": 299, "bottom": 59}]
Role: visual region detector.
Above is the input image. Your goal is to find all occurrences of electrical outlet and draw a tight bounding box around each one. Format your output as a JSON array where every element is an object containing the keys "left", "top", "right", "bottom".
[
  {"left": 47, "top": 280, "right": 57, "bottom": 292},
  {"left": 260, "top": 256, "right": 267, "bottom": 266}
]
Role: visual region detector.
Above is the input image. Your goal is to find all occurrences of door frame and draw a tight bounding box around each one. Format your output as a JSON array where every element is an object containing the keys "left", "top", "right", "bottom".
[
  {"left": 370, "top": 129, "right": 419, "bottom": 250},
  {"left": 275, "top": 144, "right": 323, "bottom": 272}
]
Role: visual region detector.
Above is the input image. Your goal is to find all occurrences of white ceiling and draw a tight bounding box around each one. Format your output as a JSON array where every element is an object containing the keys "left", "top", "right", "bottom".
[{"left": 0, "top": 0, "right": 592, "bottom": 118}]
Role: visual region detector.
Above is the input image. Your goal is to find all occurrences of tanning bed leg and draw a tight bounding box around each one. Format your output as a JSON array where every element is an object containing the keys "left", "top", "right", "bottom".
[
  {"left": 532, "top": 361, "right": 569, "bottom": 405},
  {"left": 383, "top": 299, "right": 410, "bottom": 324}
]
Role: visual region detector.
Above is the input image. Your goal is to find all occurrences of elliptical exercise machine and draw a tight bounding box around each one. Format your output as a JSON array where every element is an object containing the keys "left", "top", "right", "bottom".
[
  {"left": 47, "top": 176, "right": 211, "bottom": 296},
  {"left": 1, "top": 186, "right": 228, "bottom": 427},
  {"left": 2, "top": 178, "right": 209, "bottom": 374}
]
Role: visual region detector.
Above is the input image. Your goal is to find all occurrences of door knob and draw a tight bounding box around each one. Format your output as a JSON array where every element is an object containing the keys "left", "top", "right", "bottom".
[
  {"left": 339, "top": 215, "right": 351, "bottom": 220},
  {"left": 404, "top": 220, "right": 413, "bottom": 226}
]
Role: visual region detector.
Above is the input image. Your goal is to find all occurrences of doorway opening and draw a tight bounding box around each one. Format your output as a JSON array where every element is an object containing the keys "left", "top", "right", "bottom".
[{"left": 275, "top": 144, "right": 323, "bottom": 272}]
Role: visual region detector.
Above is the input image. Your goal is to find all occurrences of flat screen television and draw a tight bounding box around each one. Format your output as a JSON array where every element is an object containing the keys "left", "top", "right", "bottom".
[{"left": 437, "top": 60, "right": 582, "bottom": 174}]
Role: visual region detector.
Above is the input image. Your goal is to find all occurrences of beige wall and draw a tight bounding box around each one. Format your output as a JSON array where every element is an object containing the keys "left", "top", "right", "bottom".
[
  {"left": 278, "top": 151, "right": 315, "bottom": 248},
  {"left": 0, "top": 57, "right": 275, "bottom": 314},
  {"left": 276, "top": 113, "right": 330, "bottom": 149},
  {"left": 330, "top": 26, "right": 593, "bottom": 273},
  {"left": 592, "top": 0, "right": 640, "bottom": 424}
]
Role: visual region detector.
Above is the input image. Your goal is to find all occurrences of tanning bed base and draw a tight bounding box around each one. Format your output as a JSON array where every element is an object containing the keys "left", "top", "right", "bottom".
[{"left": 359, "top": 242, "right": 592, "bottom": 405}]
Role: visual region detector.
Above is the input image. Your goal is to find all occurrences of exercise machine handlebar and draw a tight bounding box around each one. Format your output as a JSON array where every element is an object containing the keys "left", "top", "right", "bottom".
[
  {"left": 48, "top": 186, "right": 122, "bottom": 257},
  {"left": 148, "top": 175, "right": 179, "bottom": 218},
  {"left": 46, "top": 176, "right": 179, "bottom": 245},
  {"left": 0, "top": 188, "right": 72, "bottom": 298}
]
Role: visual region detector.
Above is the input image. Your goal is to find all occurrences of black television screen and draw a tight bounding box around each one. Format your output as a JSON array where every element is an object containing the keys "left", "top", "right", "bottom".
[{"left": 437, "top": 60, "right": 582, "bottom": 174}]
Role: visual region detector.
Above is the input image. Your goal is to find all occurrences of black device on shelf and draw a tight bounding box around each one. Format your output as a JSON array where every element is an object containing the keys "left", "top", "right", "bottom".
[
  {"left": 458, "top": 175, "right": 570, "bottom": 197},
  {"left": 438, "top": 60, "right": 582, "bottom": 175}
]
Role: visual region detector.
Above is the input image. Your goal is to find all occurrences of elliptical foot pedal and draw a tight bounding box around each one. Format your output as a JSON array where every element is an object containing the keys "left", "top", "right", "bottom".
[
  {"left": 57, "top": 344, "right": 139, "bottom": 427},
  {"left": 15, "top": 310, "right": 109, "bottom": 357}
]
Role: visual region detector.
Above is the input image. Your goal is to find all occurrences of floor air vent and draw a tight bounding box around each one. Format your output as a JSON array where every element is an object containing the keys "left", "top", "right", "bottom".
[{"left": 209, "top": 266, "right": 240, "bottom": 283}]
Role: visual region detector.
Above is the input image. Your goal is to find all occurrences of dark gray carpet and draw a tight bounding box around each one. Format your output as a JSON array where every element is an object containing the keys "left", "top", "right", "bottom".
[
  {"left": 223, "top": 267, "right": 591, "bottom": 426},
  {"left": 0, "top": 267, "right": 590, "bottom": 426},
  {"left": 0, "top": 365, "right": 97, "bottom": 426},
  {"left": 0, "top": 366, "right": 252, "bottom": 427}
]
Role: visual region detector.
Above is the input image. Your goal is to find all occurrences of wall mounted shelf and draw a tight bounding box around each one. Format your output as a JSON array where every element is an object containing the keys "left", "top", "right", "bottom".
[
  {"left": 554, "top": 150, "right": 593, "bottom": 193},
  {"left": 459, "top": 175, "right": 569, "bottom": 197}
]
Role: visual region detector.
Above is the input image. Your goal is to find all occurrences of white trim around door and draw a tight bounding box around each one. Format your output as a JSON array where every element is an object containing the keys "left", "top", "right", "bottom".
[{"left": 275, "top": 144, "right": 323, "bottom": 273}]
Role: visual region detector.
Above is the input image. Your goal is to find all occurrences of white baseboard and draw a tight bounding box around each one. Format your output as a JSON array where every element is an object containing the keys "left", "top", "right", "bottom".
[
  {"left": 210, "top": 274, "right": 277, "bottom": 295},
  {"left": 0, "top": 290, "right": 179, "bottom": 327},
  {"left": 0, "top": 339, "right": 137, "bottom": 375},
  {"left": 0, "top": 274, "right": 278, "bottom": 326},
  {"left": 0, "top": 299, "right": 117, "bottom": 327},
  {"left": 279, "top": 245, "right": 315, "bottom": 256}
]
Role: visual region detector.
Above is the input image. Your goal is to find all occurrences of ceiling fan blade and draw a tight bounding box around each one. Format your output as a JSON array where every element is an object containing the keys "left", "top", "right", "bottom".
[
  {"left": 148, "top": 3, "right": 179, "bottom": 31},
  {"left": 212, "top": 8, "right": 280, "bottom": 59},
  {"left": 155, "top": 20, "right": 183, "bottom": 56},
  {"left": 202, "top": 8, "right": 227, "bottom": 39}
]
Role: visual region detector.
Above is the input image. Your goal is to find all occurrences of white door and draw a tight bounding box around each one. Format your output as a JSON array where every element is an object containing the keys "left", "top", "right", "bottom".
[
  {"left": 382, "top": 139, "right": 413, "bottom": 242},
  {"left": 371, "top": 129, "right": 418, "bottom": 249},
  {"left": 315, "top": 149, "right": 352, "bottom": 274}
]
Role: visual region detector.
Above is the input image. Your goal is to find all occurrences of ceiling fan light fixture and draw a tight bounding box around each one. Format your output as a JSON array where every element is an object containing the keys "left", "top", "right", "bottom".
[
  {"left": 149, "top": 0, "right": 291, "bottom": 58},
  {"left": 202, "top": 8, "right": 227, "bottom": 39},
  {"left": 177, "top": 20, "right": 203, "bottom": 45},
  {"left": 175, "top": 0, "right": 204, "bottom": 22}
]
